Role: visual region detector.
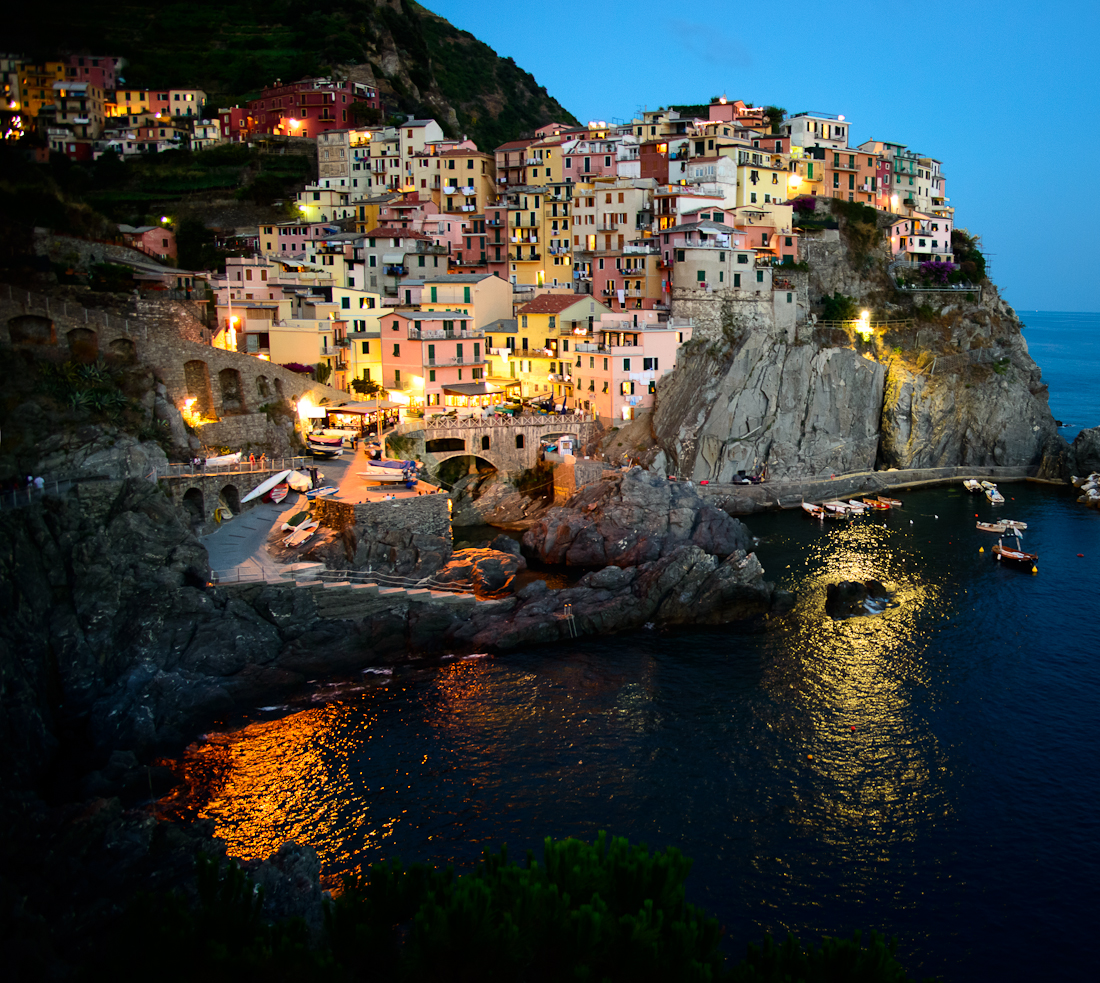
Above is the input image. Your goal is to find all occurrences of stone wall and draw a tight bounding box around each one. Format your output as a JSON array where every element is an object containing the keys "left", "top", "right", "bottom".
[
  {"left": 34, "top": 230, "right": 171, "bottom": 272},
  {"left": 670, "top": 280, "right": 803, "bottom": 342},
  {"left": 314, "top": 492, "right": 450, "bottom": 539},
  {"left": 552, "top": 457, "right": 607, "bottom": 501},
  {"left": 196, "top": 413, "right": 278, "bottom": 453}
]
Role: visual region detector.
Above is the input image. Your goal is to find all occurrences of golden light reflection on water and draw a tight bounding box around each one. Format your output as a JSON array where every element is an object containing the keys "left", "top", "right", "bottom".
[{"left": 756, "top": 519, "right": 955, "bottom": 879}]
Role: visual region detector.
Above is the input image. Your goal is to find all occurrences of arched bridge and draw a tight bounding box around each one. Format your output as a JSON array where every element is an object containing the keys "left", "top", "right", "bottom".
[{"left": 391, "top": 416, "right": 598, "bottom": 475}]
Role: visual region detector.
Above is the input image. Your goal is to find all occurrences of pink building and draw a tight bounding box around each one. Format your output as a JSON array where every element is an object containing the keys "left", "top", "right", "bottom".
[
  {"left": 381, "top": 311, "right": 487, "bottom": 408},
  {"left": 568, "top": 314, "right": 693, "bottom": 420},
  {"left": 118, "top": 224, "right": 176, "bottom": 261},
  {"left": 889, "top": 214, "right": 953, "bottom": 264},
  {"left": 65, "top": 55, "right": 122, "bottom": 90}
]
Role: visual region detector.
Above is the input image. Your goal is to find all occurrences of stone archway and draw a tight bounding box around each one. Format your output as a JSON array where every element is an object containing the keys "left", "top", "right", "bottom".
[
  {"left": 184, "top": 359, "right": 215, "bottom": 418},
  {"left": 218, "top": 367, "right": 246, "bottom": 415},
  {"left": 220, "top": 484, "right": 241, "bottom": 514},
  {"left": 108, "top": 337, "right": 137, "bottom": 364},
  {"left": 182, "top": 487, "right": 205, "bottom": 522},
  {"left": 66, "top": 327, "right": 99, "bottom": 362},
  {"left": 274, "top": 377, "right": 285, "bottom": 398},
  {"left": 8, "top": 314, "right": 56, "bottom": 345},
  {"left": 256, "top": 374, "right": 271, "bottom": 399}
]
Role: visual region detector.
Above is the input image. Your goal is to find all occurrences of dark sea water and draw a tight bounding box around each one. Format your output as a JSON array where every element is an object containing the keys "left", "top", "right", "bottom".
[{"left": 166, "top": 314, "right": 1100, "bottom": 982}]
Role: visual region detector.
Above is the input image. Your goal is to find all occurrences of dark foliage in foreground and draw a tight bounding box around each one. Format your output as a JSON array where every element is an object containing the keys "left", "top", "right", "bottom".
[{"left": 98, "top": 833, "right": 931, "bottom": 982}]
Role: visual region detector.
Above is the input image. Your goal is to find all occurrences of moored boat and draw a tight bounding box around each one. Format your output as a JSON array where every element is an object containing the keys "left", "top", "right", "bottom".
[
  {"left": 1002, "top": 519, "right": 1028, "bottom": 531},
  {"left": 986, "top": 485, "right": 1005, "bottom": 505},
  {"left": 801, "top": 502, "right": 825, "bottom": 520},
  {"left": 963, "top": 479, "right": 982, "bottom": 493},
  {"left": 992, "top": 535, "right": 1038, "bottom": 568},
  {"left": 980, "top": 480, "right": 996, "bottom": 490},
  {"left": 846, "top": 499, "right": 869, "bottom": 513},
  {"left": 976, "top": 521, "right": 1006, "bottom": 533},
  {"left": 861, "top": 498, "right": 890, "bottom": 510},
  {"left": 877, "top": 495, "right": 903, "bottom": 508},
  {"left": 824, "top": 500, "right": 852, "bottom": 514}
]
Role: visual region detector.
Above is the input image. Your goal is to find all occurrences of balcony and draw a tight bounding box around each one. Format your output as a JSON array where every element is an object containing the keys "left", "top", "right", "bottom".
[
  {"left": 511, "top": 235, "right": 539, "bottom": 244},
  {"left": 486, "top": 218, "right": 504, "bottom": 226},
  {"left": 596, "top": 222, "right": 618, "bottom": 231},
  {"left": 414, "top": 242, "right": 449, "bottom": 255},
  {"left": 830, "top": 159, "right": 859, "bottom": 171},
  {"left": 525, "top": 157, "right": 540, "bottom": 165},
  {"left": 411, "top": 327, "right": 482, "bottom": 340},
  {"left": 383, "top": 265, "right": 407, "bottom": 275},
  {"left": 512, "top": 252, "right": 541, "bottom": 261}
]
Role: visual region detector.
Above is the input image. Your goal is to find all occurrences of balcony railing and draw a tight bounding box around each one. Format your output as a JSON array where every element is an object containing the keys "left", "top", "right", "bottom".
[
  {"left": 384, "top": 265, "right": 407, "bottom": 275},
  {"left": 596, "top": 222, "right": 618, "bottom": 231},
  {"left": 513, "top": 252, "right": 541, "bottom": 261},
  {"left": 411, "top": 327, "right": 482, "bottom": 340}
]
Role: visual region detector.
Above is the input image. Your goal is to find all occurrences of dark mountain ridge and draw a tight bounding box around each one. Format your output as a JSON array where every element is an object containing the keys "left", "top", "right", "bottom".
[{"left": 11, "top": 0, "right": 578, "bottom": 149}]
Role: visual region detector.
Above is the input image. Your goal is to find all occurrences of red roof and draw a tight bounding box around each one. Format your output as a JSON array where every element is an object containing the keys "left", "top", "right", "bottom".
[
  {"left": 495, "top": 139, "right": 536, "bottom": 152},
  {"left": 517, "top": 293, "right": 590, "bottom": 315},
  {"left": 362, "top": 225, "right": 434, "bottom": 240}
]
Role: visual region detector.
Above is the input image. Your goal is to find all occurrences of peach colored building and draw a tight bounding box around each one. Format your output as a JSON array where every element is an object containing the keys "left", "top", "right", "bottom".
[{"left": 569, "top": 313, "right": 694, "bottom": 420}]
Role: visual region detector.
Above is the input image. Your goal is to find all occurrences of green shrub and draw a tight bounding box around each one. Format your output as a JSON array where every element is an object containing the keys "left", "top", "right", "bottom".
[{"left": 821, "top": 292, "right": 860, "bottom": 321}]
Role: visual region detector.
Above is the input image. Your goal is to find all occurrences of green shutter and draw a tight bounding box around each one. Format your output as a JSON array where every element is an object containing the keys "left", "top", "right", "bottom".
[{"left": 430, "top": 286, "right": 437, "bottom": 302}]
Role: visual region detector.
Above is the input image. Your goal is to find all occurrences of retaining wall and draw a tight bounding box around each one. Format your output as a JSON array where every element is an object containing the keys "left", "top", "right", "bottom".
[{"left": 314, "top": 492, "right": 451, "bottom": 537}]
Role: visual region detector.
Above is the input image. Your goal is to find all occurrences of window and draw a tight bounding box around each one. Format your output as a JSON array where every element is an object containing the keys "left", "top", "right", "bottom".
[
  {"left": 786, "top": 292, "right": 793, "bottom": 303},
  {"left": 756, "top": 270, "right": 764, "bottom": 282},
  {"left": 394, "top": 369, "right": 401, "bottom": 385},
  {"left": 463, "top": 286, "right": 471, "bottom": 303},
  {"left": 341, "top": 297, "right": 350, "bottom": 309},
  {"left": 734, "top": 273, "right": 741, "bottom": 288},
  {"left": 676, "top": 249, "right": 685, "bottom": 262},
  {"left": 393, "top": 343, "right": 400, "bottom": 356},
  {"left": 549, "top": 316, "right": 556, "bottom": 328},
  {"left": 430, "top": 287, "right": 437, "bottom": 302},
  {"left": 522, "top": 337, "right": 528, "bottom": 351},
  {"left": 623, "top": 358, "right": 631, "bottom": 371},
  {"left": 515, "top": 434, "right": 525, "bottom": 449},
  {"left": 643, "top": 357, "right": 658, "bottom": 370},
  {"left": 696, "top": 270, "right": 705, "bottom": 282},
  {"left": 361, "top": 341, "right": 370, "bottom": 354},
  {"left": 429, "top": 369, "right": 435, "bottom": 381},
  {"left": 737, "top": 254, "right": 749, "bottom": 264},
  {"left": 603, "top": 358, "right": 608, "bottom": 370}
]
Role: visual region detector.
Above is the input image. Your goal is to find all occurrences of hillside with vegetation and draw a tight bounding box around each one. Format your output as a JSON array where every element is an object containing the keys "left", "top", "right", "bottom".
[{"left": 12, "top": 0, "right": 578, "bottom": 150}]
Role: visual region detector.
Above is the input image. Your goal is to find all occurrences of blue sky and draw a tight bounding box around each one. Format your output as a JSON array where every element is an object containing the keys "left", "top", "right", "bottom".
[{"left": 426, "top": 0, "right": 1100, "bottom": 312}]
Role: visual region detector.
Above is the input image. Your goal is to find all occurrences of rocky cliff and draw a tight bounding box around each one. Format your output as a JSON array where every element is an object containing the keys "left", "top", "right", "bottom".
[{"left": 654, "top": 202, "right": 1070, "bottom": 481}]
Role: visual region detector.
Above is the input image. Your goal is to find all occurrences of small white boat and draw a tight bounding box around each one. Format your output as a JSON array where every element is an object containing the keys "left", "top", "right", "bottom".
[
  {"left": 986, "top": 485, "right": 1005, "bottom": 505},
  {"left": 305, "top": 485, "right": 337, "bottom": 499},
  {"left": 801, "top": 502, "right": 825, "bottom": 519},
  {"left": 963, "top": 479, "right": 982, "bottom": 493},
  {"left": 204, "top": 452, "right": 242, "bottom": 468},
  {"left": 976, "top": 521, "right": 1006, "bottom": 533},
  {"left": 359, "top": 465, "right": 414, "bottom": 484},
  {"left": 286, "top": 470, "right": 311, "bottom": 492},
  {"left": 846, "top": 499, "right": 869, "bottom": 513},
  {"left": 1002, "top": 518, "right": 1027, "bottom": 531},
  {"left": 283, "top": 519, "right": 319, "bottom": 547},
  {"left": 980, "top": 480, "right": 996, "bottom": 491},
  {"left": 241, "top": 469, "right": 293, "bottom": 504},
  {"left": 824, "top": 500, "right": 852, "bottom": 514}
]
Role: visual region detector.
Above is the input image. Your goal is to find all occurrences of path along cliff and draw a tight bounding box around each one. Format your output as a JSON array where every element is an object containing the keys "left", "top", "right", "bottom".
[{"left": 652, "top": 201, "right": 1071, "bottom": 483}]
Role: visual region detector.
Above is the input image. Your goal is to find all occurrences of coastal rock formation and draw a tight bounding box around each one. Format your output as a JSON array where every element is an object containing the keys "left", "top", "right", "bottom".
[
  {"left": 654, "top": 339, "right": 885, "bottom": 481},
  {"left": 0, "top": 476, "right": 782, "bottom": 788},
  {"left": 433, "top": 547, "right": 524, "bottom": 595},
  {"left": 1073, "top": 427, "right": 1100, "bottom": 475},
  {"left": 522, "top": 469, "right": 753, "bottom": 566},
  {"left": 654, "top": 205, "right": 1070, "bottom": 481}
]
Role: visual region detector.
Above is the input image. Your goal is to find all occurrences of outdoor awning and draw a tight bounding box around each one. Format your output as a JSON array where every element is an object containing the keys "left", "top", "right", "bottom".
[
  {"left": 442, "top": 382, "right": 504, "bottom": 397},
  {"left": 326, "top": 400, "right": 404, "bottom": 413},
  {"left": 381, "top": 252, "right": 405, "bottom": 264}
]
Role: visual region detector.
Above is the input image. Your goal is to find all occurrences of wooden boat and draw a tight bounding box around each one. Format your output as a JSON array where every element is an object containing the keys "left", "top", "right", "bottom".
[
  {"left": 1002, "top": 519, "right": 1028, "bottom": 531},
  {"left": 976, "top": 521, "right": 1006, "bottom": 533},
  {"left": 980, "top": 480, "right": 996, "bottom": 490},
  {"left": 241, "top": 469, "right": 293, "bottom": 504},
  {"left": 824, "top": 500, "right": 852, "bottom": 514},
  {"left": 963, "top": 479, "right": 982, "bottom": 493},
  {"left": 992, "top": 536, "right": 1038, "bottom": 567},
  {"left": 281, "top": 510, "right": 310, "bottom": 531},
  {"left": 846, "top": 500, "right": 869, "bottom": 512},
  {"left": 305, "top": 485, "right": 337, "bottom": 500},
  {"left": 265, "top": 482, "right": 289, "bottom": 504},
  {"left": 985, "top": 485, "right": 1005, "bottom": 505},
  {"left": 801, "top": 502, "right": 825, "bottom": 519},
  {"left": 862, "top": 498, "right": 890, "bottom": 510},
  {"left": 877, "top": 495, "right": 903, "bottom": 508},
  {"left": 283, "top": 519, "right": 319, "bottom": 548}
]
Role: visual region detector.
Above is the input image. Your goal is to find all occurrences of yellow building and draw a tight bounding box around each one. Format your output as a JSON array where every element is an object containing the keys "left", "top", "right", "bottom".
[
  {"left": 16, "top": 61, "right": 66, "bottom": 118},
  {"left": 500, "top": 294, "right": 613, "bottom": 401}
]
